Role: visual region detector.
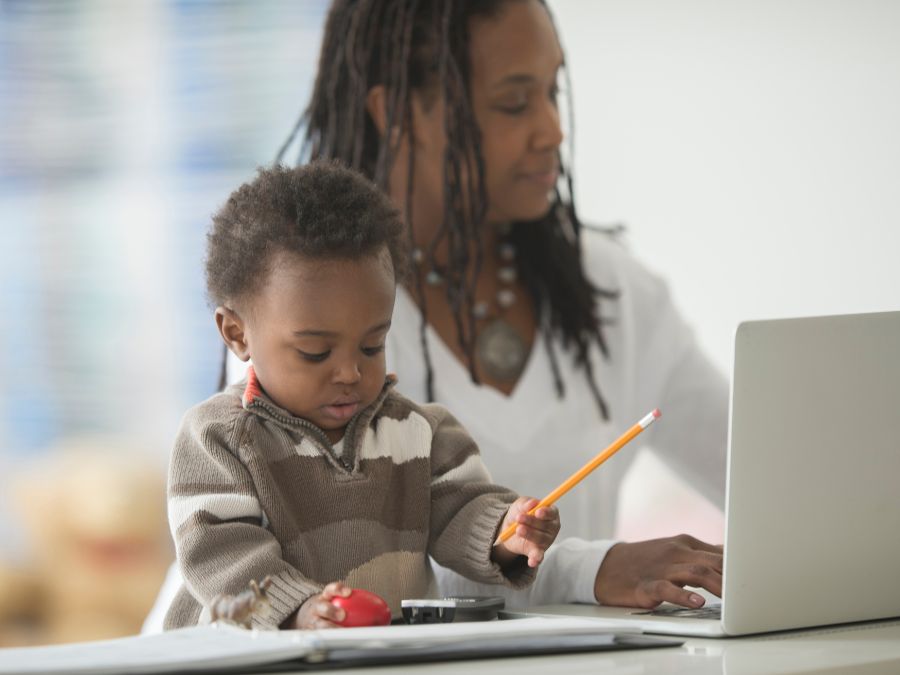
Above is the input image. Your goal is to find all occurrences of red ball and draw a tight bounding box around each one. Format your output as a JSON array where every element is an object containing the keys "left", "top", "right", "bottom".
[{"left": 331, "top": 588, "right": 391, "bottom": 627}]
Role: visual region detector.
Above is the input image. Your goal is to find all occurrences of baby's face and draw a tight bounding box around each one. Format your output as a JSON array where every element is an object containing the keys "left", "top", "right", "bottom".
[{"left": 241, "top": 248, "right": 396, "bottom": 442}]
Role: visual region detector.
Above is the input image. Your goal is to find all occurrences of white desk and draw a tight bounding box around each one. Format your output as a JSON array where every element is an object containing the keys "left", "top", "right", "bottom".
[{"left": 322, "top": 618, "right": 900, "bottom": 675}]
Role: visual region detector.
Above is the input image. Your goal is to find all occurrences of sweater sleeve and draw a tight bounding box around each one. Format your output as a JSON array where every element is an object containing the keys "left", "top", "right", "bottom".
[
  {"left": 421, "top": 404, "right": 536, "bottom": 589},
  {"left": 167, "top": 405, "right": 322, "bottom": 629}
]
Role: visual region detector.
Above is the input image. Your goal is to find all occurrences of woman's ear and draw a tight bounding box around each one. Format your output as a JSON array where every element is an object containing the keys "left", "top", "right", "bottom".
[
  {"left": 365, "top": 85, "right": 390, "bottom": 136},
  {"left": 366, "top": 85, "right": 410, "bottom": 147},
  {"left": 215, "top": 307, "right": 251, "bottom": 362}
]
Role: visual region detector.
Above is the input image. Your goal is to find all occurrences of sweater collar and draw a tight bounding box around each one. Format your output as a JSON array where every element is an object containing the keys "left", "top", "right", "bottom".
[{"left": 240, "top": 366, "right": 398, "bottom": 456}]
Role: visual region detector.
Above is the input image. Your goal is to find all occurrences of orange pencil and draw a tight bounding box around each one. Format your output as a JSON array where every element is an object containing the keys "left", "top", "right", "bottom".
[{"left": 495, "top": 408, "right": 661, "bottom": 545}]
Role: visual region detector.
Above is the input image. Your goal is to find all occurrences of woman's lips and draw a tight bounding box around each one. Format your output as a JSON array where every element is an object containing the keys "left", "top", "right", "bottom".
[
  {"left": 322, "top": 401, "right": 360, "bottom": 421},
  {"left": 519, "top": 168, "right": 559, "bottom": 189}
]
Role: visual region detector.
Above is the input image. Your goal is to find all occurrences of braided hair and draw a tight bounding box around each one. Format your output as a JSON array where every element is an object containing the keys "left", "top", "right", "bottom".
[{"left": 273, "top": 0, "right": 618, "bottom": 418}]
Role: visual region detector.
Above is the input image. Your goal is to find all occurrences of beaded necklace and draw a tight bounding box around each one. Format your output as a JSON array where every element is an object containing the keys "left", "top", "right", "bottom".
[{"left": 413, "top": 230, "right": 528, "bottom": 383}]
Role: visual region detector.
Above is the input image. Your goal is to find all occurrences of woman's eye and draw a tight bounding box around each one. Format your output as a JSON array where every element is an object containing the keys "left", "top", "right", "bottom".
[
  {"left": 362, "top": 344, "right": 385, "bottom": 357},
  {"left": 494, "top": 92, "right": 529, "bottom": 115},
  {"left": 298, "top": 350, "right": 330, "bottom": 363},
  {"left": 496, "top": 101, "right": 528, "bottom": 115}
]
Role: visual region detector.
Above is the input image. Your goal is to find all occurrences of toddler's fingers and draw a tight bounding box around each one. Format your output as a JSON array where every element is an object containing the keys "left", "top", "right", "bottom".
[
  {"left": 525, "top": 525, "right": 558, "bottom": 548},
  {"left": 514, "top": 525, "right": 555, "bottom": 552},
  {"left": 533, "top": 506, "right": 559, "bottom": 522},
  {"left": 516, "top": 514, "right": 559, "bottom": 536},
  {"left": 310, "top": 616, "right": 343, "bottom": 629},
  {"left": 515, "top": 497, "right": 539, "bottom": 515},
  {"left": 322, "top": 581, "right": 351, "bottom": 598},
  {"left": 527, "top": 548, "right": 545, "bottom": 568},
  {"left": 517, "top": 506, "right": 557, "bottom": 526},
  {"left": 315, "top": 598, "right": 346, "bottom": 624}
]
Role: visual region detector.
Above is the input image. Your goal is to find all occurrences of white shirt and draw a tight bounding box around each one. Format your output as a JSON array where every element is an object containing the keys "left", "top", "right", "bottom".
[
  {"left": 143, "top": 231, "right": 727, "bottom": 632},
  {"left": 385, "top": 230, "right": 728, "bottom": 606}
]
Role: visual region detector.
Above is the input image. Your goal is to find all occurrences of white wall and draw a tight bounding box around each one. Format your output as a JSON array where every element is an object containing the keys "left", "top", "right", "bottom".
[
  {"left": 550, "top": 0, "right": 900, "bottom": 540},
  {"left": 551, "top": 0, "right": 900, "bottom": 374}
]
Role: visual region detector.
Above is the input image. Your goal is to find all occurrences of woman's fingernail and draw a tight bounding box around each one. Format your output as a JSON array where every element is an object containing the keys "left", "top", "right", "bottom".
[{"left": 690, "top": 594, "right": 704, "bottom": 606}]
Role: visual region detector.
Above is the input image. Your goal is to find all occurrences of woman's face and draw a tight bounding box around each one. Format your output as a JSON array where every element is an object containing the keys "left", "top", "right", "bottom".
[{"left": 411, "top": 0, "right": 565, "bottom": 228}]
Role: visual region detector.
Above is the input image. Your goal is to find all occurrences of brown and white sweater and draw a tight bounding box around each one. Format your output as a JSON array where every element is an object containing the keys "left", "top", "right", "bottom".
[{"left": 163, "top": 370, "right": 533, "bottom": 630}]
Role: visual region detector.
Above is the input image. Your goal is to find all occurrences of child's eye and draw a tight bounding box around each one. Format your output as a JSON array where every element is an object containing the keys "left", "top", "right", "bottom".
[
  {"left": 298, "top": 349, "right": 330, "bottom": 363},
  {"left": 361, "top": 344, "right": 385, "bottom": 357}
]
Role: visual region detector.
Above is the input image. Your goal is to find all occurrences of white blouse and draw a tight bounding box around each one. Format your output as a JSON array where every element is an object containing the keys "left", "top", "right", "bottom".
[{"left": 384, "top": 230, "right": 728, "bottom": 606}]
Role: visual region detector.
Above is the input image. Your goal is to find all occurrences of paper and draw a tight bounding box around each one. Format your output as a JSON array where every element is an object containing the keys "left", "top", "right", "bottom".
[
  {"left": 0, "top": 617, "right": 645, "bottom": 674},
  {"left": 0, "top": 624, "right": 312, "bottom": 675},
  {"left": 310, "top": 615, "right": 637, "bottom": 648}
]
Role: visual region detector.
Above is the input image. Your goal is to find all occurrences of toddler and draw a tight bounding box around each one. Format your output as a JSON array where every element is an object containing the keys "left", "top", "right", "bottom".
[{"left": 164, "top": 162, "right": 560, "bottom": 630}]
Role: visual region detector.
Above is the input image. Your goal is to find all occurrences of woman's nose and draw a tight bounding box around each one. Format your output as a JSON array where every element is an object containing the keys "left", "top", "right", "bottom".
[{"left": 534, "top": 96, "right": 563, "bottom": 152}]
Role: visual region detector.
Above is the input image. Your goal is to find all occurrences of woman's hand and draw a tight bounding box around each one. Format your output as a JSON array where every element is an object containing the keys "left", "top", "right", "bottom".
[
  {"left": 593, "top": 534, "right": 723, "bottom": 608},
  {"left": 285, "top": 581, "right": 352, "bottom": 630},
  {"left": 493, "top": 497, "right": 561, "bottom": 569}
]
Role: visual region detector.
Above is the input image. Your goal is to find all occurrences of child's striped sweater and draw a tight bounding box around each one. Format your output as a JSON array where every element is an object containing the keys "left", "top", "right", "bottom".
[{"left": 163, "top": 371, "right": 533, "bottom": 630}]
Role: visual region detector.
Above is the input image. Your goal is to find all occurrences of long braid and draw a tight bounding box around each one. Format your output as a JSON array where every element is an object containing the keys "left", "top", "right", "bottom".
[
  {"left": 437, "top": 0, "right": 479, "bottom": 382},
  {"left": 260, "top": 0, "right": 618, "bottom": 421},
  {"left": 403, "top": 94, "right": 437, "bottom": 400}
]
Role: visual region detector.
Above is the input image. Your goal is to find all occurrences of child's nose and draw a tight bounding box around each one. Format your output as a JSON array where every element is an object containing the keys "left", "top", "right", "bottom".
[{"left": 333, "top": 359, "right": 362, "bottom": 384}]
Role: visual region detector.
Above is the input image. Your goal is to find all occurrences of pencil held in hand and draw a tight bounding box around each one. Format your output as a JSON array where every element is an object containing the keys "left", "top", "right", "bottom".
[{"left": 495, "top": 409, "right": 661, "bottom": 545}]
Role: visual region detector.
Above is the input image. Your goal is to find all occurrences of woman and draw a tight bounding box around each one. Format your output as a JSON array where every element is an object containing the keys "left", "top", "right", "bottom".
[
  {"left": 288, "top": 0, "right": 727, "bottom": 609},
  {"left": 145, "top": 0, "right": 727, "bottom": 632}
]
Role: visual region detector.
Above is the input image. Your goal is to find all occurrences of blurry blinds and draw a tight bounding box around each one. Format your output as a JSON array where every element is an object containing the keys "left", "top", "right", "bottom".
[{"left": 0, "top": 1, "right": 326, "bottom": 460}]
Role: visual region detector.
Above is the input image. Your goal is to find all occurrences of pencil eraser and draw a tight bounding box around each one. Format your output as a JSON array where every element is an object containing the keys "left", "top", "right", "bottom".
[{"left": 652, "top": 408, "right": 661, "bottom": 418}]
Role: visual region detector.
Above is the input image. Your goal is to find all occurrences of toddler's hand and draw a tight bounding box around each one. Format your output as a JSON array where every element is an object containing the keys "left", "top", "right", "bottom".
[
  {"left": 494, "top": 497, "right": 560, "bottom": 568},
  {"left": 288, "top": 581, "right": 351, "bottom": 630}
]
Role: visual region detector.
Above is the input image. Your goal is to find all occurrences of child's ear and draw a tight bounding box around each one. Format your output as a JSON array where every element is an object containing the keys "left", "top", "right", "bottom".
[{"left": 215, "top": 306, "right": 251, "bottom": 362}]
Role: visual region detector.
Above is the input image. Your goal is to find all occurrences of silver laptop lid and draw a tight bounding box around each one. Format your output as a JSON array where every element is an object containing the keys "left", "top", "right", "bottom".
[{"left": 722, "top": 311, "right": 900, "bottom": 635}]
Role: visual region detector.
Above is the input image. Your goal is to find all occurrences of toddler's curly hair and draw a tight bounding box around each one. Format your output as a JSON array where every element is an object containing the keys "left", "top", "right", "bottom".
[{"left": 206, "top": 161, "right": 407, "bottom": 308}]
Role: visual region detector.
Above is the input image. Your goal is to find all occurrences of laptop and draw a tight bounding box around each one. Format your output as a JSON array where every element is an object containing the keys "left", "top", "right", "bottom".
[{"left": 515, "top": 311, "right": 900, "bottom": 637}]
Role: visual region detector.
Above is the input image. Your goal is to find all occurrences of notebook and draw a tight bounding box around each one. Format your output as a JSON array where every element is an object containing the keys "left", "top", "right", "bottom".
[
  {"left": 515, "top": 311, "right": 900, "bottom": 637},
  {"left": 0, "top": 618, "right": 681, "bottom": 674}
]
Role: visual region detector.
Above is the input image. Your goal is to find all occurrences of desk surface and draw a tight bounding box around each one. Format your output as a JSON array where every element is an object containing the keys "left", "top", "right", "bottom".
[{"left": 321, "top": 618, "right": 900, "bottom": 675}]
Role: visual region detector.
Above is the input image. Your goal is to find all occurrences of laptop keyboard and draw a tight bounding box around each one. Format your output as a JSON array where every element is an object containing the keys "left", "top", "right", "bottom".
[{"left": 635, "top": 605, "right": 722, "bottom": 620}]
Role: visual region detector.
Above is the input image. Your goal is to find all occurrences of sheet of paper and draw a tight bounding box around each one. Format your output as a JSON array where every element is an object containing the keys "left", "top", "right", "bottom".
[
  {"left": 309, "top": 616, "right": 640, "bottom": 649},
  {"left": 0, "top": 624, "right": 313, "bottom": 675},
  {"left": 0, "top": 616, "right": 641, "bottom": 674}
]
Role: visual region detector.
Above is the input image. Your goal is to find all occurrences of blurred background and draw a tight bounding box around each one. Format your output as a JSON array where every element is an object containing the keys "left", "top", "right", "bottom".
[
  {"left": 0, "top": 0, "right": 326, "bottom": 645},
  {"left": 1, "top": 0, "right": 897, "bottom": 646}
]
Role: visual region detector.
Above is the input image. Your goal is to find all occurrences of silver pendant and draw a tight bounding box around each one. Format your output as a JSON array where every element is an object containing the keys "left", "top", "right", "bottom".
[{"left": 476, "top": 319, "right": 528, "bottom": 382}]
